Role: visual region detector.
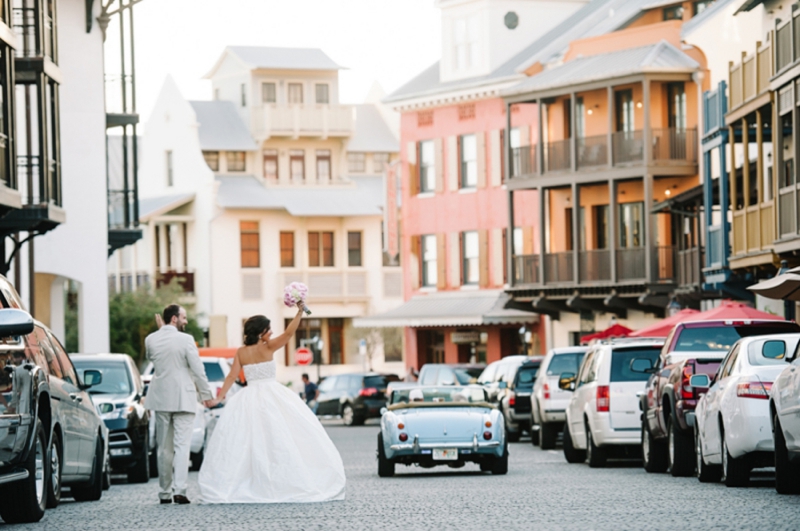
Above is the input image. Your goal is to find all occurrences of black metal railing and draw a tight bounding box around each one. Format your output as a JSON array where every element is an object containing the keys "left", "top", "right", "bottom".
[
  {"left": 105, "top": 74, "right": 136, "bottom": 116},
  {"left": 546, "top": 139, "right": 571, "bottom": 172},
  {"left": 156, "top": 269, "right": 195, "bottom": 294},
  {"left": 12, "top": 5, "right": 57, "bottom": 62},
  {"left": 16, "top": 154, "right": 59, "bottom": 206},
  {"left": 510, "top": 145, "right": 536, "bottom": 178},
  {"left": 544, "top": 252, "right": 573, "bottom": 283},
  {"left": 513, "top": 254, "right": 539, "bottom": 285},
  {"left": 577, "top": 135, "right": 608, "bottom": 169},
  {"left": 678, "top": 247, "right": 703, "bottom": 287},
  {"left": 652, "top": 128, "right": 698, "bottom": 162},
  {"left": 612, "top": 131, "right": 644, "bottom": 164},
  {"left": 579, "top": 249, "right": 611, "bottom": 282},
  {"left": 616, "top": 247, "right": 646, "bottom": 280}
]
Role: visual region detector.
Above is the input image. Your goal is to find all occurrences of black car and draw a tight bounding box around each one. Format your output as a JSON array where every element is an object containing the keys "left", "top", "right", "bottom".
[
  {"left": 316, "top": 373, "right": 399, "bottom": 426},
  {"left": 495, "top": 358, "right": 543, "bottom": 442},
  {"left": 71, "top": 354, "right": 150, "bottom": 484}
]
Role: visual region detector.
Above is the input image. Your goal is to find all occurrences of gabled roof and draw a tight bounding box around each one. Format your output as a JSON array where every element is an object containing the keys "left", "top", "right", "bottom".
[
  {"left": 189, "top": 101, "right": 257, "bottom": 151},
  {"left": 207, "top": 46, "right": 343, "bottom": 77},
  {"left": 139, "top": 194, "right": 195, "bottom": 221},
  {"left": 682, "top": 0, "right": 739, "bottom": 37},
  {"left": 502, "top": 41, "right": 699, "bottom": 98},
  {"left": 733, "top": 0, "right": 763, "bottom": 14},
  {"left": 347, "top": 104, "right": 399, "bottom": 153}
]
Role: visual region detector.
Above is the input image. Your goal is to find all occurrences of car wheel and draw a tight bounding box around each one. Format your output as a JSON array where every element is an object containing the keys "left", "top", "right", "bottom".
[
  {"left": 586, "top": 420, "right": 607, "bottom": 468},
  {"left": 342, "top": 404, "right": 355, "bottom": 426},
  {"left": 530, "top": 423, "right": 540, "bottom": 446},
  {"left": 491, "top": 441, "right": 509, "bottom": 475},
  {"left": 720, "top": 425, "right": 748, "bottom": 488},
  {"left": 539, "top": 422, "right": 558, "bottom": 450},
  {"left": 71, "top": 435, "right": 104, "bottom": 502},
  {"left": 668, "top": 413, "right": 694, "bottom": 477},
  {"left": 102, "top": 452, "right": 111, "bottom": 491},
  {"left": 127, "top": 432, "right": 150, "bottom": 484},
  {"left": 695, "top": 425, "right": 721, "bottom": 483},
  {"left": 45, "top": 433, "right": 62, "bottom": 508},
  {"left": 377, "top": 433, "right": 394, "bottom": 478},
  {"left": 506, "top": 426, "right": 521, "bottom": 443},
  {"left": 642, "top": 416, "right": 668, "bottom": 473},
  {"left": 0, "top": 418, "right": 48, "bottom": 523},
  {"left": 190, "top": 449, "right": 204, "bottom": 472},
  {"left": 774, "top": 413, "right": 800, "bottom": 494},
  {"left": 562, "top": 424, "right": 586, "bottom": 464}
]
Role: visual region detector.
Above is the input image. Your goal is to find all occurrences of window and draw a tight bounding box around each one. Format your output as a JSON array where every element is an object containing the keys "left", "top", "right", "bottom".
[
  {"left": 513, "top": 227, "right": 523, "bottom": 255},
  {"left": 610, "top": 347, "right": 661, "bottom": 382},
  {"left": 315, "top": 83, "right": 329, "bottom": 104},
  {"left": 262, "top": 82, "right": 276, "bottom": 103},
  {"left": 373, "top": 152, "right": 390, "bottom": 172},
  {"left": 308, "top": 231, "right": 334, "bottom": 267},
  {"left": 328, "top": 318, "right": 344, "bottom": 364},
  {"left": 203, "top": 151, "right": 219, "bottom": 171},
  {"left": 461, "top": 231, "right": 479, "bottom": 285},
  {"left": 454, "top": 15, "right": 479, "bottom": 70},
  {"left": 240, "top": 83, "right": 247, "bottom": 107},
  {"left": 288, "top": 83, "right": 304, "bottom": 104},
  {"left": 509, "top": 128, "right": 521, "bottom": 178},
  {"left": 166, "top": 150, "right": 173, "bottom": 186},
  {"left": 419, "top": 140, "right": 435, "bottom": 193},
  {"left": 240, "top": 221, "right": 260, "bottom": 268},
  {"left": 663, "top": 4, "right": 683, "bottom": 20},
  {"left": 575, "top": 97, "right": 585, "bottom": 139},
  {"left": 594, "top": 205, "right": 609, "bottom": 249},
  {"left": 668, "top": 82, "right": 686, "bottom": 130},
  {"left": 348, "top": 152, "right": 365, "bottom": 173},
  {"left": 693, "top": 0, "right": 714, "bottom": 15},
  {"left": 619, "top": 203, "right": 643, "bottom": 248},
  {"left": 615, "top": 90, "right": 634, "bottom": 133},
  {"left": 263, "top": 149, "right": 278, "bottom": 180},
  {"left": 227, "top": 151, "right": 246, "bottom": 172},
  {"left": 421, "top": 234, "right": 437, "bottom": 287},
  {"left": 49, "top": 332, "right": 78, "bottom": 387},
  {"left": 460, "top": 134, "right": 477, "bottom": 188},
  {"left": 348, "top": 232, "right": 362, "bottom": 266},
  {"left": 316, "top": 150, "right": 331, "bottom": 181},
  {"left": 290, "top": 150, "right": 305, "bottom": 181},
  {"left": 35, "top": 327, "right": 61, "bottom": 378},
  {"left": 280, "top": 232, "right": 294, "bottom": 267}
]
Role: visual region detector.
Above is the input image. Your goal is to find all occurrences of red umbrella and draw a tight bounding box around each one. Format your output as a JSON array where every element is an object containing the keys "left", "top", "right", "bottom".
[
  {"left": 629, "top": 308, "right": 701, "bottom": 338},
  {"left": 690, "top": 300, "right": 785, "bottom": 322},
  {"left": 580, "top": 323, "right": 632, "bottom": 344}
]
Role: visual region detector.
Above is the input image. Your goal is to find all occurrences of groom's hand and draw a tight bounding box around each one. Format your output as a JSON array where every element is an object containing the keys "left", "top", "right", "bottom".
[{"left": 204, "top": 399, "right": 219, "bottom": 408}]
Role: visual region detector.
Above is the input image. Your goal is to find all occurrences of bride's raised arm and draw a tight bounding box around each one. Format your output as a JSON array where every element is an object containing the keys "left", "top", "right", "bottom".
[
  {"left": 214, "top": 350, "right": 243, "bottom": 403},
  {"left": 267, "top": 303, "right": 304, "bottom": 351}
]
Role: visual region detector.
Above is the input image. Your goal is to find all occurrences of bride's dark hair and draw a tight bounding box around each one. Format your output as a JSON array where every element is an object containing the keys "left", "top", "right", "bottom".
[{"left": 243, "top": 315, "right": 271, "bottom": 346}]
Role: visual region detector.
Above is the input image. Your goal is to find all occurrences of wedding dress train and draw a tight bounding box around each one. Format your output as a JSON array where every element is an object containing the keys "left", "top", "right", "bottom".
[{"left": 198, "top": 360, "right": 346, "bottom": 503}]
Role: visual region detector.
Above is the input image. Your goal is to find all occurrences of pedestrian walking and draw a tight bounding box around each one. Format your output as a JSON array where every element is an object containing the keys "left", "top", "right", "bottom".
[{"left": 302, "top": 373, "right": 319, "bottom": 413}]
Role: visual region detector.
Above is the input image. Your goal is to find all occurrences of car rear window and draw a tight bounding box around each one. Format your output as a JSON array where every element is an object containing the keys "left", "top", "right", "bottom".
[
  {"left": 515, "top": 365, "right": 539, "bottom": 387},
  {"left": 73, "top": 361, "right": 132, "bottom": 395},
  {"left": 203, "top": 361, "right": 225, "bottom": 382},
  {"left": 610, "top": 347, "right": 661, "bottom": 382},
  {"left": 454, "top": 368, "right": 476, "bottom": 384},
  {"left": 364, "top": 375, "right": 387, "bottom": 389},
  {"left": 546, "top": 353, "right": 585, "bottom": 376},
  {"left": 674, "top": 323, "right": 800, "bottom": 353}
]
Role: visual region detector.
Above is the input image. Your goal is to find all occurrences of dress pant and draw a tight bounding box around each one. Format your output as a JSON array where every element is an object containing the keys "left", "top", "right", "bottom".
[{"left": 155, "top": 411, "right": 195, "bottom": 500}]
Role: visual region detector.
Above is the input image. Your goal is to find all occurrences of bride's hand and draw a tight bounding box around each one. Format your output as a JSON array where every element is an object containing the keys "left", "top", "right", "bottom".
[{"left": 296, "top": 301, "right": 306, "bottom": 313}]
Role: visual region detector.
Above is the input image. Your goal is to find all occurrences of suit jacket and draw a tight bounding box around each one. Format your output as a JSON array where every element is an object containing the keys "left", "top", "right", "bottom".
[{"left": 145, "top": 325, "right": 213, "bottom": 413}]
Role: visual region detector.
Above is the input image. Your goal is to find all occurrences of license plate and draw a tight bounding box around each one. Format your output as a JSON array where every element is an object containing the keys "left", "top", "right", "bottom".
[{"left": 432, "top": 448, "right": 458, "bottom": 461}]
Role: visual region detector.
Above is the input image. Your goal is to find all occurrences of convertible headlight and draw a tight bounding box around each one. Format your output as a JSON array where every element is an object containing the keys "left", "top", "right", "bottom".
[{"left": 101, "top": 405, "right": 134, "bottom": 420}]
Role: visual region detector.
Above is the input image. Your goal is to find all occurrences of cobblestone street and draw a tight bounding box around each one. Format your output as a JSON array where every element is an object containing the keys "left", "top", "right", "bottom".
[{"left": 4, "top": 421, "right": 798, "bottom": 530}]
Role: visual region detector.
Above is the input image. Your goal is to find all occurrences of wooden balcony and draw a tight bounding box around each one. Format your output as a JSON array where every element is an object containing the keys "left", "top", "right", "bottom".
[
  {"left": 156, "top": 269, "right": 195, "bottom": 294},
  {"left": 278, "top": 270, "right": 369, "bottom": 302},
  {"left": 252, "top": 105, "right": 354, "bottom": 140},
  {"left": 727, "top": 38, "right": 772, "bottom": 118}
]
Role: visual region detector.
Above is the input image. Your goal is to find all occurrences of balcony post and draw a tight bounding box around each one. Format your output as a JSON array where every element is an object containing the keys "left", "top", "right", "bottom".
[
  {"left": 794, "top": 101, "right": 800, "bottom": 236},
  {"left": 729, "top": 124, "right": 738, "bottom": 252},
  {"left": 644, "top": 173, "right": 653, "bottom": 282},
  {"left": 570, "top": 93, "right": 577, "bottom": 172},
  {"left": 504, "top": 101, "right": 512, "bottom": 181},
  {"left": 719, "top": 131, "right": 730, "bottom": 268},
  {"left": 742, "top": 117, "right": 750, "bottom": 248},
  {"left": 643, "top": 78, "right": 651, "bottom": 166},
  {"left": 537, "top": 99, "right": 544, "bottom": 175},
  {"left": 572, "top": 181, "right": 579, "bottom": 283},
  {"left": 507, "top": 190, "right": 515, "bottom": 285},
  {"left": 538, "top": 186, "right": 546, "bottom": 284},
  {"left": 756, "top": 107, "right": 764, "bottom": 206},
  {"left": 607, "top": 85, "right": 614, "bottom": 167},
  {"left": 609, "top": 179, "right": 617, "bottom": 283}
]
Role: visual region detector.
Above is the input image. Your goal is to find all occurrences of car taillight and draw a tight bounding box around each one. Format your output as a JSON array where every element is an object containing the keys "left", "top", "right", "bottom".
[
  {"left": 483, "top": 431, "right": 492, "bottom": 440},
  {"left": 681, "top": 365, "right": 694, "bottom": 400},
  {"left": 543, "top": 383, "right": 550, "bottom": 400},
  {"left": 398, "top": 433, "right": 408, "bottom": 442},
  {"left": 736, "top": 381, "right": 772, "bottom": 400},
  {"left": 359, "top": 387, "right": 379, "bottom": 397},
  {"left": 397, "top": 422, "right": 405, "bottom": 430},
  {"left": 509, "top": 392, "right": 516, "bottom": 406},
  {"left": 596, "top": 386, "right": 610, "bottom": 412}
]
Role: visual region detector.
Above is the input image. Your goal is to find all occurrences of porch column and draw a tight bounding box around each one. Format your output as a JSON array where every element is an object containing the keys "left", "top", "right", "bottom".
[
  {"left": 538, "top": 186, "right": 546, "bottom": 284},
  {"left": 643, "top": 79, "right": 651, "bottom": 166},
  {"left": 572, "top": 181, "right": 580, "bottom": 283},
  {"left": 728, "top": 125, "right": 737, "bottom": 253},
  {"left": 773, "top": 94, "right": 784, "bottom": 239},
  {"left": 756, "top": 109, "right": 764, "bottom": 239},
  {"left": 609, "top": 179, "right": 617, "bottom": 283},
  {"left": 719, "top": 132, "right": 730, "bottom": 268},
  {"left": 742, "top": 117, "right": 751, "bottom": 249},
  {"left": 537, "top": 99, "right": 545, "bottom": 174},
  {"left": 703, "top": 149, "right": 714, "bottom": 268},
  {"left": 644, "top": 173, "right": 654, "bottom": 282},
  {"left": 794, "top": 101, "right": 800, "bottom": 236},
  {"left": 607, "top": 86, "right": 614, "bottom": 167},
  {"left": 570, "top": 93, "right": 577, "bottom": 171}
]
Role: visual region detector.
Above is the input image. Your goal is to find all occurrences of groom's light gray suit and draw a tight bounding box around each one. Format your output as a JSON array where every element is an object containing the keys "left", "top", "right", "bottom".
[{"left": 145, "top": 325, "right": 213, "bottom": 500}]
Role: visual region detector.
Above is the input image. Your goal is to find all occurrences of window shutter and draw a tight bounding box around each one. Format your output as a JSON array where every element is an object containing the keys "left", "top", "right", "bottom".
[
  {"left": 522, "top": 226, "right": 534, "bottom": 254},
  {"left": 477, "top": 132, "right": 487, "bottom": 188},
  {"left": 490, "top": 130, "right": 502, "bottom": 187},
  {"left": 436, "top": 233, "right": 447, "bottom": 289},
  {"left": 458, "top": 232, "right": 464, "bottom": 286},
  {"left": 478, "top": 229, "right": 489, "bottom": 287},
  {"left": 407, "top": 141, "right": 419, "bottom": 195},
  {"left": 448, "top": 232, "right": 460, "bottom": 288},
  {"left": 446, "top": 136, "right": 458, "bottom": 191},
  {"left": 410, "top": 235, "right": 421, "bottom": 290},
  {"left": 434, "top": 138, "right": 444, "bottom": 193},
  {"left": 519, "top": 125, "right": 530, "bottom": 147},
  {"left": 490, "top": 228, "right": 504, "bottom": 286}
]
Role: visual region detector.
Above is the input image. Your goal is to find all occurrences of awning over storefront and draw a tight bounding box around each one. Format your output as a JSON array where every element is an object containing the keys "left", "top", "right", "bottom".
[{"left": 353, "top": 290, "right": 539, "bottom": 328}]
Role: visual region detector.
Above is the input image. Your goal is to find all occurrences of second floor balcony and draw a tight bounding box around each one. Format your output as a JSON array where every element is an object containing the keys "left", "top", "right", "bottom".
[
  {"left": 12, "top": 0, "right": 57, "bottom": 65},
  {"left": 252, "top": 104, "right": 354, "bottom": 140}
]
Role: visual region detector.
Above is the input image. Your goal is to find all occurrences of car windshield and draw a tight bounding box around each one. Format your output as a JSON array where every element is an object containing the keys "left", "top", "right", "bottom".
[
  {"left": 546, "top": 353, "right": 585, "bottom": 376},
  {"left": 364, "top": 375, "right": 388, "bottom": 389},
  {"left": 610, "top": 347, "right": 661, "bottom": 382},
  {"left": 73, "top": 361, "right": 132, "bottom": 395},
  {"left": 515, "top": 365, "right": 539, "bottom": 387},
  {"left": 203, "top": 361, "right": 226, "bottom": 382},
  {"left": 390, "top": 387, "right": 487, "bottom": 405},
  {"left": 674, "top": 324, "right": 799, "bottom": 353}
]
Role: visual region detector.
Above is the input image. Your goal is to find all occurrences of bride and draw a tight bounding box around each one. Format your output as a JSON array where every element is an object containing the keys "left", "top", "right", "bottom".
[{"left": 198, "top": 304, "right": 346, "bottom": 504}]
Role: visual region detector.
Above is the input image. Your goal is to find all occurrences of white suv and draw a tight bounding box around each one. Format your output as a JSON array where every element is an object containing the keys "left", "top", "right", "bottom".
[
  {"left": 560, "top": 339, "right": 663, "bottom": 467},
  {"left": 530, "top": 347, "right": 588, "bottom": 448},
  {"left": 770, "top": 338, "right": 800, "bottom": 494}
]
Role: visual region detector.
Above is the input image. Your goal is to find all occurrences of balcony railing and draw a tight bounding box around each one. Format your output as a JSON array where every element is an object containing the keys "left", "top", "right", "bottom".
[
  {"left": 510, "top": 145, "right": 536, "bottom": 178},
  {"left": 612, "top": 130, "right": 644, "bottom": 164},
  {"left": 156, "top": 269, "right": 195, "bottom": 294},
  {"left": 577, "top": 135, "right": 607, "bottom": 169},
  {"left": 545, "top": 139, "right": 571, "bottom": 172},
  {"left": 16, "top": 155, "right": 60, "bottom": 206},
  {"left": 616, "top": 247, "right": 646, "bottom": 280},
  {"left": 0, "top": 134, "right": 10, "bottom": 190},
  {"left": 279, "top": 271, "right": 369, "bottom": 301},
  {"left": 578, "top": 249, "right": 611, "bottom": 282},
  {"left": 728, "top": 39, "right": 772, "bottom": 112},
  {"left": 652, "top": 129, "right": 697, "bottom": 163},
  {"left": 253, "top": 105, "right": 354, "bottom": 138},
  {"left": 678, "top": 247, "right": 703, "bottom": 287},
  {"left": 12, "top": 6, "right": 57, "bottom": 62},
  {"left": 779, "top": 188, "right": 796, "bottom": 237},
  {"left": 652, "top": 246, "right": 677, "bottom": 282},
  {"left": 544, "top": 252, "right": 573, "bottom": 283},
  {"left": 513, "top": 254, "right": 539, "bottom": 285}
]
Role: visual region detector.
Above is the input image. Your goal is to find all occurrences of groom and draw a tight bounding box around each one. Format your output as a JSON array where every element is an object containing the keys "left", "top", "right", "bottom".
[{"left": 145, "top": 304, "right": 214, "bottom": 505}]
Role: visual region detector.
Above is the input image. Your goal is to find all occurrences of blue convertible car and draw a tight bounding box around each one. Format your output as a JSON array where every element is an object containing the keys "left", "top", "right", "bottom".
[{"left": 377, "top": 386, "right": 507, "bottom": 476}]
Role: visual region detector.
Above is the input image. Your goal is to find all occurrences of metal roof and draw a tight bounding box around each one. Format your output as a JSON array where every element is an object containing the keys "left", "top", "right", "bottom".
[
  {"left": 347, "top": 104, "right": 399, "bottom": 153},
  {"left": 215, "top": 175, "right": 385, "bottom": 216},
  {"left": 189, "top": 101, "right": 257, "bottom": 151},
  {"left": 352, "top": 290, "right": 539, "bottom": 328},
  {"left": 227, "top": 46, "right": 343, "bottom": 71},
  {"left": 681, "top": 0, "right": 739, "bottom": 37},
  {"left": 138, "top": 193, "right": 195, "bottom": 221}
]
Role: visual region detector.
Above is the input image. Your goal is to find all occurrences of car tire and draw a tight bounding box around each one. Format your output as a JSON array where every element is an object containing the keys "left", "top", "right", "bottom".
[
  {"left": 539, "top": 422, "right": 557, "bottom": 450},
  {"left": 585, "top": 420, "right": 607, "bottom": 468},
  {"left": 127, "top": 432, "right": 150, "bottom": 484},
  {"left": 102, "top": 453, "right": 111, "bottom": 491},
  {"left": 642, "top": 417, "right": 668, "bottom": 473},
  {"left": 774, "top": 413, "right": 800, "bottom": 494},
  {"left": 342, "top": 404, "right": 355, "bottom": 426},
  {"left": 377, "top": 433, "right": 394, "bottom": 478},
  {"left": 530, "top": 423, "right": 540, "bottom": 446},
  {"left": 491, "top": 441, "right": 509, "bottom": 475},
  {"left": 190, "top": 449, "right": 204, "bottom": 472},
  {"left": 562, "top": 424, "right": 586, "bottom": 464},
  {"left": 45, "top": 433, "right": 62, "bottom": 509},
  {"left": 506, "top": 426, "right": 521, "bottom": 443},
  {"left": 695, "top": 425, "right": 721, "bottom": 483},
  {"left": 668, "top": 413, "right": 694, "bottom": 477},
  {"left": 149, "top": 441, "right": 159, "bottom": 478},
  {"left": 720, "top": 426, "right": 748, "bottom": 488},
  {"left": 0, "top": 418, "right": 48, "bottom": 524},
  {"left": 71, "top": 435, "right": 104, "bottom": 502}
]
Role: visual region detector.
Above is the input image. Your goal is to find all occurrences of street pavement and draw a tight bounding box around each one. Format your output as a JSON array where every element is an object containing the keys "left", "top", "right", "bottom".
[{"left": 7, "top": 421, "right": 800, "bottom": 530}]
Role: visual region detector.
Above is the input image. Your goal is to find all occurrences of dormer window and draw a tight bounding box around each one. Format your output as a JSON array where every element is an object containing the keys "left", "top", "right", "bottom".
[
  {"left": 227, "top": 151, "right": 246, "bottom": 172},
  {"left": 203, "top": 151, "right": 220, "bottom": 171},
  {"left": 315, "top": 84, "right": 329, "bottom": 104},
  {"left": 288, "top": 83, "right": 304, "bottom": 104},
  {"left": 454, "top": 16, "right": 478, "bottom": 71},
  {"left": 663, "top": 5, "right": 683, "bottom": 20},
  {"left": 262, "top": 82, "right": 276, "bottom": 103}
]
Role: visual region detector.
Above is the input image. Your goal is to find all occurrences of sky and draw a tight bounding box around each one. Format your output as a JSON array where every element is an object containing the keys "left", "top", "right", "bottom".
[{"left": 127, "top": 0, "right": 441, "bottom": 121}]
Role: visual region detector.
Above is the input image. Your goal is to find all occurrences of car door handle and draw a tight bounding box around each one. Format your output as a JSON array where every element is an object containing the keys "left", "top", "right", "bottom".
[{"left": 69, "top": 393, "right": 83, "bottom": 403}]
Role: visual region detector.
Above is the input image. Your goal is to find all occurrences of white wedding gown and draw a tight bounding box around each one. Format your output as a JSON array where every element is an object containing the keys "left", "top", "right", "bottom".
[{"left": 198, "top": 360, "right": 346, "bottom": 504}]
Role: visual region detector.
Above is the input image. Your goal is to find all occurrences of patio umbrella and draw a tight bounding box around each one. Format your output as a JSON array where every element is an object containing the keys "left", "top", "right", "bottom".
[
  {"left": 687, "top": 300, "right": 785, "bottom": 321},
  {"left": 628, "top": 308, "right": 701, "bottom": 338},
  {"left": 580, "top": 323, "right": 632, "bottom": 344},
  {"left": 748, "top": 272, "right": 800, "bottom": 302}
]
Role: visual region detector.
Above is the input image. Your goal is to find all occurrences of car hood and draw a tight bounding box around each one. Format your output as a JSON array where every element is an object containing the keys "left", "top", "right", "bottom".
[{"left": 395, "top": 407, "right": 488, "bottom": 441}]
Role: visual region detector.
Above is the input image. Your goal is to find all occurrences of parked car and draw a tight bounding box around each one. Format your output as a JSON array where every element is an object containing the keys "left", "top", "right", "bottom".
[
  {"left": 496, "top": 358, "right": 542, "bottom": 442},
  {"left": 316, "top": 373, "right": 399, "bottom": 426},
  {"left": 530, "top": 347, "right": 589, "bottom": 448},
  {"left": 640, "top": 319, "right": 800, "bottom": 477},
  {"left": 692, "top": 334, "right": 800, "bottom": 487},
  {"left": 769, "top": 335, "right": 800, "bottom": 494},
  {"left": 559, "top": 339, "right": 663, "bottom": 467},
  {"left": 0, "top": 306, "right": 106, "bottom": 524},
  {"left": 477, "top": 355, "right": 530, "bottom": 403},
  {"left": 377, "top": 386, "right": 506, "bottom": 476},
  {"left": 386, "top": 364, "right": 486, "bottom": 402},
  {"left": 71, "top": 354, "right": 151, "bottom": 484}
]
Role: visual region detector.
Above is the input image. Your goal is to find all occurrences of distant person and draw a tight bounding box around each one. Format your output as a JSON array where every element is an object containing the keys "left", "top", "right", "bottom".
[
  {"left": 404, "top": 367, "right": 419, "bottom": 382},
  {"left": 409, "top": 388, "right": 424, "bottom": 402},
  {"left": 302, "top": 373, "right": 319, "bottom": 413}
]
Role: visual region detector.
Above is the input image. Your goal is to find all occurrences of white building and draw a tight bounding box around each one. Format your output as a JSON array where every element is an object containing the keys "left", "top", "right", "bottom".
[{"left": 109, "top": 47, "right": 404, "bottom": 385}]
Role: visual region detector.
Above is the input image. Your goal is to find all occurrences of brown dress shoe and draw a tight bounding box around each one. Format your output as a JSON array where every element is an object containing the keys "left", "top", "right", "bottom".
[
  {"left": 173, "top": 495, "right": 191, "bottom": 505},
  {"left": 160, "top": 498, "right": 172, "bottom": 505}
]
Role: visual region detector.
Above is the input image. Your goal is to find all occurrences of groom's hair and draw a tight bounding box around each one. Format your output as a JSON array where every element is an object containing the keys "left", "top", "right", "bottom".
[{"left": 163, "top": 304, "right": 181, "bottom": 325}]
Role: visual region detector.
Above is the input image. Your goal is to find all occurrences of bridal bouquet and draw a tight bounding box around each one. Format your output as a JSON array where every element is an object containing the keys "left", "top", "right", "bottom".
[{"left": 284, "top": 282, "right": 311, "bottom": 315}]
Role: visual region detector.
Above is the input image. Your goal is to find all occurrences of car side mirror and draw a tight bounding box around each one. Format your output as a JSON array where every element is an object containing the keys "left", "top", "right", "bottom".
[
  {"left": 81, "top": 369, "right": 102, "bottom": 389},
  {"left": 498, "top": 381, "right": 508, "bottom": 390},
  {"left": 762, "top": 340, "right": 787, "bottom": 360},
  {"left": 558, "top": 372, "right": 576, "bottom": 391},
  {"left": 689, "top": 374, "right": 710, "bottom": 389},
  {"left": 630, "top": 358, "right": 654, "bottom": 373},
  {"left": 0, "top": 309, "right": 34, "bottom": 338}
]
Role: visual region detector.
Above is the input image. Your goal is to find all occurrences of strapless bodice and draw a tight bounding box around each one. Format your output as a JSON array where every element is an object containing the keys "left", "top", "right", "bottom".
[{"left": 242, "top": 360, "right": 277, "bottom": 382}]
